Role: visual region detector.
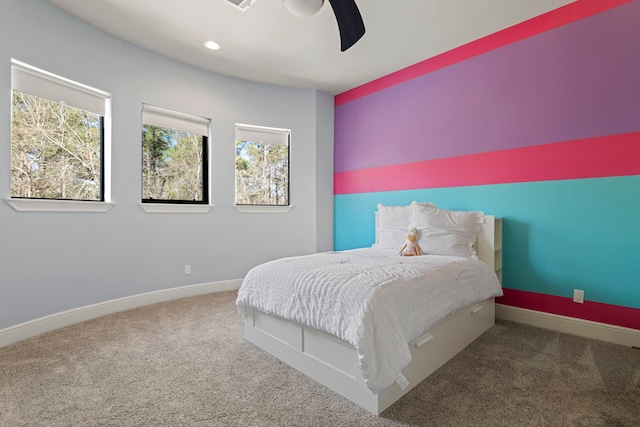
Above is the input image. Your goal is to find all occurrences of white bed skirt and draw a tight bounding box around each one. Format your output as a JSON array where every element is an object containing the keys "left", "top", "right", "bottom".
[{"left": 244, "top": 297, "right": 496, "bottom": 415}]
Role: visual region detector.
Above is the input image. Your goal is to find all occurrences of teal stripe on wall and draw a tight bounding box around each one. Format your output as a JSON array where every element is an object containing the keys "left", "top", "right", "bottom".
[{"left": 334, "top": 175, "right": 640, "bottom": 309}]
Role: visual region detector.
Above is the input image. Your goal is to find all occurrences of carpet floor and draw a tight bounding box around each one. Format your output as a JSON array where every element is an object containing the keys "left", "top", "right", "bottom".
[{"left": 1, "top": 290, "right": 638, "bottom": 426}]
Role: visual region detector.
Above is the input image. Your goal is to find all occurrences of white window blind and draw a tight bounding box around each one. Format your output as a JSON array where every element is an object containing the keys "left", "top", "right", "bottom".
[
  {"left": 142, "top": 104, "right": 210, "bottom": 136},
  {"left": 11, "top": 59, "right": 109, "bottom": 116},
  {"left": 236, "top": 124, "right": 290, "bottom": 145}
]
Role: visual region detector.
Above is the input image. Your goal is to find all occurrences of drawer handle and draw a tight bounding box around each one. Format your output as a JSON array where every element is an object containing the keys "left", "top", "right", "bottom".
[
  {"left": 414, "top": 334, "right": 434, "bottom": 348},
  {"left": 471, "top": 306, "right": 483, "bottom": 314}
]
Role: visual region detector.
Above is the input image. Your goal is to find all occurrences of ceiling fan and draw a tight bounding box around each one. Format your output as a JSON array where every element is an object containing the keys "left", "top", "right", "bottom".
[
  {"left": 226, "top": 0, "right": 365, "bottom": 51},
  {"left": 283, "top": 0, "right": 365, "bottom": 51}
]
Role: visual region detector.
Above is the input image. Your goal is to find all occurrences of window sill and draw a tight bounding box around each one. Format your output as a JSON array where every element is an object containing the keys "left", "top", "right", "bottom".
[
  {"left": 139, "top": 203, "right": 213, "bottom": 213},
  {"left": 5, "top": 198, "right": 115, "bottom": 213},
  {"left": 234, "top": 205, "right": 293, "bottom": 214}
]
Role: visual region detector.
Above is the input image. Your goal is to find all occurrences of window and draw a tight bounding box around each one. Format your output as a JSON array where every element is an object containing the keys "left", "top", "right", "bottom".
[
  {"left": 235, "top": 124, "right": 290, "bottom": 206},
  {"left": 141, "top": 105, "right": 210, "bottom": 204},
  {"left": 10, "top": 60, "right": 110, "bottom": 202}
]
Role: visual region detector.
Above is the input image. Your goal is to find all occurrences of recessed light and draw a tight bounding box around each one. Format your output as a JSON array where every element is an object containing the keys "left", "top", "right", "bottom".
[{"left": 203, "top": 40, "right": 221, "bottom": 50}]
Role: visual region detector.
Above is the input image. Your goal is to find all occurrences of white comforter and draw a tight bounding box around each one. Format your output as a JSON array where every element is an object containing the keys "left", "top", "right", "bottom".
[{"left": 236, "top": 248, "right": 503, "bottom": 394}]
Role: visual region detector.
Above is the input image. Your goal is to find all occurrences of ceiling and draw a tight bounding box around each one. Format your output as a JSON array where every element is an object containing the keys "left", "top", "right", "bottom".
[{"left": 47, "top": 0, "right": 575, "bottom": 95}]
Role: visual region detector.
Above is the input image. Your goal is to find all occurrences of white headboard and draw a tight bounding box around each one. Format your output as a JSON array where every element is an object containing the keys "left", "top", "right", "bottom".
[{"left": 476, "top": 215, "right": 503, "bottom": 285}]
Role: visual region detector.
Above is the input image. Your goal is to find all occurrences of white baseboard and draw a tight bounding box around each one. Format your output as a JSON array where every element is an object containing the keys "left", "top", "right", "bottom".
[
  {"left": 0, "top": 280, "right": 242, "bottom": 349},
  {"left": 496, "top": 304, "right": 640, "bottom": 348},
  {"left": 4, "top": 293, "right": 636, "bottom": 350}
]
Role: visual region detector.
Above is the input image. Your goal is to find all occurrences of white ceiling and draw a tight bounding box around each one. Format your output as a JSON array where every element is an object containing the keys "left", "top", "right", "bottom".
[{"left": 47, "top": 0, "right": 574, "bottom": 95}]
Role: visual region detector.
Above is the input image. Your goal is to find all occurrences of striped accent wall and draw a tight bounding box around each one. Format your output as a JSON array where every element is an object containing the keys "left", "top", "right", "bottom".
[{"left": 333, "top": 0, "right": 640, "bottom": 330}]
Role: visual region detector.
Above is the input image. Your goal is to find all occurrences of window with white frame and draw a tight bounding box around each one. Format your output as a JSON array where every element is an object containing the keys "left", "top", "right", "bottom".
[
  {"left": 141, "top": 105, "right": 210, "bottom": 204},
  {"left": 10, "top": 60, "right": 110, "bottom": 202},
  {"left": 235, "top": 124, "right": 290, "bottom": 206}
]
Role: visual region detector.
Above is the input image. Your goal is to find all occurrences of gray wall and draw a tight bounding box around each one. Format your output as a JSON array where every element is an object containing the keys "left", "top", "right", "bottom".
[{"left": 0, "top": 0, "right": 334, "bottom": 330}]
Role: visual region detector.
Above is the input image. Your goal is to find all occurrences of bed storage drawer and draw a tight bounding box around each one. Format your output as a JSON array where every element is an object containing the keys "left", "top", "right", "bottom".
[
  {"left": 244, "top": 298, "right": 497, "bottom": 415},
  {"left": 450, "top": 298, "right": 495, "bottom": 354},
  {"left": 404, "top": 315, "right": 454, "bottom": 382}
]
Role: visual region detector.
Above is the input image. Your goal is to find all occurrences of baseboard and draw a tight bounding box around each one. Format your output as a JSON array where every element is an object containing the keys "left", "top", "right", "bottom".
[
  {"left": 5, "top": 293, "right": 636, "bottom": 350},
  {"left": 496, "top": 304, "right": 640, "bottom": 348},
  {"left": 0, "top": 280, "right": 242, "bottom": 348}
]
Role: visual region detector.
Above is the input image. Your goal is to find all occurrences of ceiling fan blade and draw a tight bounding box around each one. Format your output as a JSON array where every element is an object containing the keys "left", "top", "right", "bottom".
[{"left": 327, "top": 0, "right": 365, "bottom": 51}]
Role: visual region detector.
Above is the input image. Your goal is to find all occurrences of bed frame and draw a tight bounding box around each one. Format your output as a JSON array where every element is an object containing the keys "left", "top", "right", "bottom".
[{"left": 243, "top": 216, "right": 501, "bottom": 415}]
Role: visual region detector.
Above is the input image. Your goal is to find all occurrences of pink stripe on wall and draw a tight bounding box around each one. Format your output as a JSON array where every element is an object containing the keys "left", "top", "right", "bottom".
[
  {"left": 498, "top": 288, "right": 640, "bottom": 331},
  {"left": 334, "top": 133, "right": 640, "bottom": 195},
  {"left": 335, "top": 0, "right": 633, "bottom": 107}
]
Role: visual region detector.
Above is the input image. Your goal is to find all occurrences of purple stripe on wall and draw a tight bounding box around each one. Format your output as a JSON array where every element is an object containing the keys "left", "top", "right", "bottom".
[
  {"left": 334, "top": 1, "right": 640, "bottom": 173},
  {"left": 335, "top": 1, "right": 633, "bottom": 106}
]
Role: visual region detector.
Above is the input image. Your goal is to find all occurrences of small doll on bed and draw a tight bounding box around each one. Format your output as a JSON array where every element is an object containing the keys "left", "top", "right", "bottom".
[{"left": 399, "top": 228, "right": 421, "bottom": 256}]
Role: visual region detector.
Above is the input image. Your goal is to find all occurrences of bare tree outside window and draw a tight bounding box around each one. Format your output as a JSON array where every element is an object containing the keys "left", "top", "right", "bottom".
[
  {"left": 141, "top": 125, "right": 207, "bottom": 203},
  {"left": 235, "top": 139, "right": 289, "bottom": 206},
  {"left": 11, "top": 91, "right": 103, "bottom": 201}
]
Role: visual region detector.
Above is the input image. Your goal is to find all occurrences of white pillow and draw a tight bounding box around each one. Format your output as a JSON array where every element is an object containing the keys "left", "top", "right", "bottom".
[
  {"left": 409, "top": 202, "right": 484, "bottom": 258},
  {"left": 374, "top": 202, "right": 435, "bottom": 250}
]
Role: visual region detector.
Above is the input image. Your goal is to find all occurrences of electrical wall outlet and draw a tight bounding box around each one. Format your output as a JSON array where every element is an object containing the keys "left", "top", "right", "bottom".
[
  {"left": 184, "top": 264, "right": 191, "bottom": 275},
  {"left": 573, "top": 289, "right": 584, "bottom": 304}
]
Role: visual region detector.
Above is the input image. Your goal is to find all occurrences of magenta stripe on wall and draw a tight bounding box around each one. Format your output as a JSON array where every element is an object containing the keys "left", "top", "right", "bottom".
[
  {"left": 334, "top": 133, "right": 640, "bottom": 194},
  {"left": 335, "top": 0, "right": 632, "bottom": 107},
  {"left": 498, "top": 288, "right": 640, "bottom": 330}
]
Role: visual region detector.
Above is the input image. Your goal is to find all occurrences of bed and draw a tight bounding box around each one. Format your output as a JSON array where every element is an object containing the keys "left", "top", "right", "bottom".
[{"left": 237, "top": 202, "right": 503, "bottom": 414}]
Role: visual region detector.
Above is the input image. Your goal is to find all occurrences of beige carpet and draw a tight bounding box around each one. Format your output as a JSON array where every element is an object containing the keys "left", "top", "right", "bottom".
[{"left": 1, "top": 290, "right": 638, "bottom": 426}]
